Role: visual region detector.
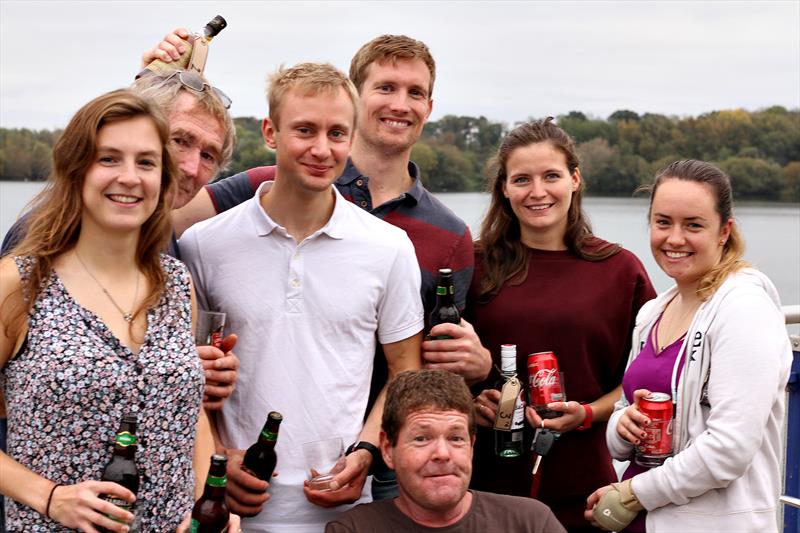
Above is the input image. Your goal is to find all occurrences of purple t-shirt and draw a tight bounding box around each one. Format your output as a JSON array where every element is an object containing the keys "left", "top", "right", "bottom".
[{"left": 620, "top": 315, "right": 686, "bottom": 532}]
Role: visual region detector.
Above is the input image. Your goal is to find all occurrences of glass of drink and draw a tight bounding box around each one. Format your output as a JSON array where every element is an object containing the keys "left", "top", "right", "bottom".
[
  {"left": 302, "top": 436, "right": 346, "bottom": 492},
  {"left": 196, "top": 311, "right": 226, "bottom": 348}
]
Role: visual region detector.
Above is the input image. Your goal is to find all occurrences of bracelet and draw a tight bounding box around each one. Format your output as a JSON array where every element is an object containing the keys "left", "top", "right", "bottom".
[
  {"left": 577, "top": 403, "right": 593, "bottom": 431},
  {"left": 45, "top": 483, "right": 61, "bottom": 519}
]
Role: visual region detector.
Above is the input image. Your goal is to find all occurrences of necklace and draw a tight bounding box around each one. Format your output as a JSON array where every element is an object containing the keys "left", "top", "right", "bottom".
[{"left": 75, "top": 251, "right": 140, "bottom": 323}]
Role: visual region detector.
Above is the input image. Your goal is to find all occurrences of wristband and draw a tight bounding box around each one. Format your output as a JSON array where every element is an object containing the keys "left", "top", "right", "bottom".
[
  {"left": 577, "top": 403, "right": 593, "bottom": 431},
  {"left": 346, "top": 441, "right": 381, "bottom": 475},
  {"left": 45, "top": 483, "right": 61, "bottom": 519}
]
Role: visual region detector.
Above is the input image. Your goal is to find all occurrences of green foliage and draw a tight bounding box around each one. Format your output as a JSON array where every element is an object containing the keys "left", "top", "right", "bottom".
[{"left": 2, "top": 107, "right": 798, "bottom": 202}]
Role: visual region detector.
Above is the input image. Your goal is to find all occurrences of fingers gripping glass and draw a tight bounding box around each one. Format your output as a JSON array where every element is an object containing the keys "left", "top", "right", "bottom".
[{"left": 158, "top": 70, "right": 232, "bottom": 109}]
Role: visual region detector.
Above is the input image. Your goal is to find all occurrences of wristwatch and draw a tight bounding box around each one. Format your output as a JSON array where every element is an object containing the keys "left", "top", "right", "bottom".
[{"left": 346, "top": 441, "right": 381, "bottom": 474}]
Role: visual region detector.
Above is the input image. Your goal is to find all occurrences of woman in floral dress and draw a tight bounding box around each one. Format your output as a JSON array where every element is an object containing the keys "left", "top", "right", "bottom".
[{"left": 0, "top": 89, "right": 214, "bottom": 532}]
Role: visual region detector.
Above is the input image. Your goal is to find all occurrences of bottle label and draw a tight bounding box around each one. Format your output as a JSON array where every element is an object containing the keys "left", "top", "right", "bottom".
[
  {"left": 436, "top": 286, "right": 446, "bottom": 296},
  {"left": 100, "top": 495, "right": 133, "bottom": 525},
  {"left": 115, "top": 431, "right": 137, "bottom": 447},
  {"left": 207, "top": 474, "right": 228, "bottom": 488},
  {"left": 261, "top": 429, "right": 278, "bottom": 441},
  {"left": 190, "top": 519, "right": 199, "bottom": 533},
  {"left": 494, "top": 376, "right": 523, "bottom": 431}
]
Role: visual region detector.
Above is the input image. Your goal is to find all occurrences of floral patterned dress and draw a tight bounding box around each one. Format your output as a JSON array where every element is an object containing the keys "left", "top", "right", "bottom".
[{"left": 2, "top": 255, "right": 204, "bottom": 531}]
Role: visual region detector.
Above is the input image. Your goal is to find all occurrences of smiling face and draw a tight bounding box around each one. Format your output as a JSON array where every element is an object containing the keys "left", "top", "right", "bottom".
[
  {"left": 81, "top": 116, "right": 163, "bottom": 235},
  {"left": 649, "top": 178, "right": 732, "bottom": 290},
  {"left": 356, "top": 58, "right": 432, "bottom": 155},
  {"left": 383, "top": 408, "right": 473, "bottom": 521},
  {"left": 168, "top": 92, "right": 225, "bottom": 209},
  {"left": 263, "top": 86, "right": 355, "bottom": 195},
  {"left": 502, "top": 141, "right": 580, "bottom": 249}
]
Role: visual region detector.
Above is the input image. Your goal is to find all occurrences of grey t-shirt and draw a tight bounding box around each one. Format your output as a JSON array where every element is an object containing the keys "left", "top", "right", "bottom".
[{"left": 325, "top": 490, "right": 566, "bottom": 533}]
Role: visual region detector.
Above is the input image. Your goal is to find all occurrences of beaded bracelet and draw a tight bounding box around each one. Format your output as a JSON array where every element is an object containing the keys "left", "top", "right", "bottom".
[{"left": 45, "top": 483, "right": 61, "bottom": 519}]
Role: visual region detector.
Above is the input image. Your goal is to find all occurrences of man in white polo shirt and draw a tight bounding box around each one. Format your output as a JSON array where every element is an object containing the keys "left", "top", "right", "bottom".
[{"left": 180, "top": 63, "right": 424, "bottom": 532}]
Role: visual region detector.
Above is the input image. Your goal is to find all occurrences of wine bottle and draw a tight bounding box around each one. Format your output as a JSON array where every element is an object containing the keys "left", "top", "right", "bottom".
[
  {"left": 494, "top": 344, "right": 525, "bottom": 458},
  {"left": 137, "top": 15, "right": 227, "bottom": 78}
]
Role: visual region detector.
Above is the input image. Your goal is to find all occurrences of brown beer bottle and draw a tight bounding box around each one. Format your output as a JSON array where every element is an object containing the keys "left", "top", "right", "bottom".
[
  {"left": 190, "top": 454, "right": 230, "bottom": 532},
  {"left": 243, "top": 411, "right": 283, "bottom": 481},
  {"left": 428, "top": 268, "right": 460, "bottom": 339},
  {"left": 98, "top": 415, "right": 139, "bottom": 533},
  {"left": 137, "top": 15, "right": 227, "bottom": 78}
]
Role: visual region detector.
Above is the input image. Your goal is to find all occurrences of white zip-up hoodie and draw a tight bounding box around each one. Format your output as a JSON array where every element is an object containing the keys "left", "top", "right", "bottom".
[{"left": 606, "top": 268, "right": 792, "bottom": 532}]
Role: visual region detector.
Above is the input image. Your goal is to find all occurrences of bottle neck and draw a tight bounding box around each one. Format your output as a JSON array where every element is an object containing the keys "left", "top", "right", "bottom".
[
  {"left": 258, "top": 427, "right": 279, "bottom": 447},
  {"left": 435, "top": 284, "right": 455, "bottom": 307},
  {"left": 202, "top": 472, "right": 227, "bottom": 500}
]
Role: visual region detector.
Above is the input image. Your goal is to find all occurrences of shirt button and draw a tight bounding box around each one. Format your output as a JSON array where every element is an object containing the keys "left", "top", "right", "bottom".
[
  {"left": 290, "top": 279, "right": 300, "bottom": 288},
  {"left": 360, "top": 200, "right": 368, "bottom": 207},
  {"left": 356, "top": 179, "right": 364, "bottom": 187}
]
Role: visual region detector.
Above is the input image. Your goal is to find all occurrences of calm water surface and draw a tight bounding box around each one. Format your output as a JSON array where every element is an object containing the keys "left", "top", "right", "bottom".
[{"left": 3, "top": 182, "right": 798, "bottom": 307}]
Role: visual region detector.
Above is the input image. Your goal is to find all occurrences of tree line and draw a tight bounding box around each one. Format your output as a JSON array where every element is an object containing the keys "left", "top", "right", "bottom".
[{"left": 2, "top": 107, "right": 798, "bottom": 202}]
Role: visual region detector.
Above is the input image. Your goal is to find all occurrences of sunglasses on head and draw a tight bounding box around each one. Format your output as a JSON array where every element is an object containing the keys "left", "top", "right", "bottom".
[{"left": 158, "top": 70, "right": 232, "bottom": 109}]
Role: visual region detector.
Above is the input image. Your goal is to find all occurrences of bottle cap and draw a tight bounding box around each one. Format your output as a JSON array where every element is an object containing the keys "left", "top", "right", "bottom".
[
  {"left": 500, "top": 344, "right": 517, "bottom": 372},
  {"left": 205, "top": 15, "right": 227, "bottom": 37}
]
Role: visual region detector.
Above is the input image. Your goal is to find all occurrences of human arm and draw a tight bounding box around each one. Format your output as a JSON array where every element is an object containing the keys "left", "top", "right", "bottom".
[
  {"left": 173, "top": 168, "right": 273, "bottom": 237},
  {"left": 524, "top": 385, "right": 623, "bottom": 434},
  {"left": 422, "top": 318, "right": 491, "bottom": 385},
  {"left": 304, "top": 332, "right": 423, "bottom": 507},
  {"left": 630, "top": 285, "right": 791, "bottom": 510}
]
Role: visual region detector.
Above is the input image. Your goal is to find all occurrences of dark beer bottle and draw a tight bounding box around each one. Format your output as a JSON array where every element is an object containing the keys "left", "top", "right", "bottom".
[
  {"left": 137, "top": 15, "right": 227, "bottom": 78},
  {"left": 190, "top": 454, "right": 230, "bottom": 532},
  {"left": 428, "top": 268, "right": 460, "bottom": 339},
  {"left": 243, "top": 411, "right": 283, "bottom": 481},
  {"left": 98, "top": 415, "right": 139, "bottom": 533}
]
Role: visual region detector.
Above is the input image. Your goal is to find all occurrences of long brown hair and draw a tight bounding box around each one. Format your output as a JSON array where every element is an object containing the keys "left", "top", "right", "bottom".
[
  {"left": 644, "top": 159, "right": 748, "bottom": 300},
  {"left": 5, "top": 89, "right": 177, "bottom": 331},
  {"left": 477, "top": 118, "right": 620, "bottom": 301}
]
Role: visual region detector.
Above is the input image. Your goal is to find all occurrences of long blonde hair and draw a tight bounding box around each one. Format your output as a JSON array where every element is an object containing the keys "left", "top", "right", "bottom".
[
  {"left": 4, "top": 89, "right": 177, "bottom": 334},
  {"left": 644, "top": 159, "right": 748, "bottom": 300}
]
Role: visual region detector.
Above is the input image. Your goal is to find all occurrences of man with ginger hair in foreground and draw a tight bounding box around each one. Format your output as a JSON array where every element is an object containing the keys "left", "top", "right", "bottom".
[{"left": 325, "top": 369, "right": 565, "bottom": 532}]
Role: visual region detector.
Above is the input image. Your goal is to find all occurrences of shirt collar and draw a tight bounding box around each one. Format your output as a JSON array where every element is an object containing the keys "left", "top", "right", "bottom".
[
  {"left": 336, "top": 157, "right": 423, "bottom": 205},
  {"left": 251, "top": 180, "right": 345, "bottom": 240}
]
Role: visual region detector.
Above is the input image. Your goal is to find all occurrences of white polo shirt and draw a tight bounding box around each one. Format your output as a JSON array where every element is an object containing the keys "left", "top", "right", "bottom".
[{"left": 180, "top": 182, "right": 423, "bottom": 532}]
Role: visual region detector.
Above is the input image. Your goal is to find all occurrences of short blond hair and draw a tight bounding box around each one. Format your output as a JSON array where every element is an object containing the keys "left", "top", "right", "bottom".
[
  {"left": 267, "top": 62, "right": 358, "bottom": 129},
  {"left": 349, "top": 35, "right": 436, "bottom": 96}
]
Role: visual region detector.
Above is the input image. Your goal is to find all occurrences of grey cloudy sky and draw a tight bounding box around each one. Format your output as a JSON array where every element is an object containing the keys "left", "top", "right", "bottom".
[{"left": 1, "top": 1, "right": 798, "bottom": 130}]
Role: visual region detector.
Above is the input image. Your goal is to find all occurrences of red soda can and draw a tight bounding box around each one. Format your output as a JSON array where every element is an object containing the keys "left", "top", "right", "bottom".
[
  {"left": 635, "top": 392, "right": 674, "bottom": 467},
  {"left": 527, "top": 351, "right": 565, "bottom": 419}
]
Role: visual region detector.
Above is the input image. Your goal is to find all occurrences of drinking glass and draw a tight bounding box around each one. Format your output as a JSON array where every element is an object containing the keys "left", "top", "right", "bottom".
[
  {"left": 195, "top": 311, "right": 226, "bottom": 348},
  {"left": 302, "top": 436, "right": 346, "bottom": 492}
]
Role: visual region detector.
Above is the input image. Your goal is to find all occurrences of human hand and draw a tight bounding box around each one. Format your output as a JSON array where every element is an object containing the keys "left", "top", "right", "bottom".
[
  {"left": 617, "top": 389, "right": 652, "bottom": 445},
  {"left": 422, "top": 319, "right": 491, "bottom": 384},
  {"left": 140, "top": 28, "right": 191, "bottom": 68},
  {"left": 303, "top": 448, "right": 369, "bottom": 508},
  {"left": 474, "top": 389, "right": 501, "bottom": 428},
  {"left": 225, "top": 449, "right": 270, "bottom": 517},
  {"left": 48, "top": 481, "right": 135, "bottom": 533},
  {"left": 584, "top": 484, "right": 614, "bottom": 528},
  {"left": 199, "top": 334, "right": 239, "bottom": 410},
  {"left": 525, "top": 401, "right": 587, "bottom": 433},
  {"left": 176, "top": 511, "right": 241, "bottom": 533}
]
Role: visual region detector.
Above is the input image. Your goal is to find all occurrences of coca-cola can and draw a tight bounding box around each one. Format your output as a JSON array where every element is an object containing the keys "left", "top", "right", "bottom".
[
  {"left": 635, "top": 392, "right": 674, "bottom": 467},
  {"left": 527, "top": 351, "right": 565, "bottom": 419}
]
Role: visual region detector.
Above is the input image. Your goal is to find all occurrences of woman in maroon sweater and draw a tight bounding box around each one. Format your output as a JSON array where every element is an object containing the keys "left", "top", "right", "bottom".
[{"left": 467, "top": 119, "right": 655, "bottom": 532}]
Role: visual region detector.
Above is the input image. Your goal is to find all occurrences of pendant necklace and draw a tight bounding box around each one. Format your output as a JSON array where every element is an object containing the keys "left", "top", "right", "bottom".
[{"left": 75, "top": 250, "right": 140, "bottom": 323}]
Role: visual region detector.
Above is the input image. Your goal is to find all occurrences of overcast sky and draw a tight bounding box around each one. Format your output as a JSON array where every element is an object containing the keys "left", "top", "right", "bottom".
[{"left": 1, "top": 1, "right": 798, "bottom": 130}]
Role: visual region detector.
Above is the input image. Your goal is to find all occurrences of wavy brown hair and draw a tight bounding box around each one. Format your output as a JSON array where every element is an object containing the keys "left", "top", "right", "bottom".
[
  {"left": 642, "top": 159, "right": 748, "bottom": 300},
  {"left": 4, "top": 89, "right": 177, "bottom": 335},
  {"left": 477, "top": 118, "right": 620, "bottom": 302}
]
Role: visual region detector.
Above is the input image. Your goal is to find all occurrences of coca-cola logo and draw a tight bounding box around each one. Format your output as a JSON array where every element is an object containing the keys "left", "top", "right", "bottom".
[{"left": 532, "top": 368, "right": 558, "bottom": 388}]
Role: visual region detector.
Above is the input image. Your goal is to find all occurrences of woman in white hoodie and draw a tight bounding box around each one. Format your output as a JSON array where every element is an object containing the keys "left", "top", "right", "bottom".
[{"left": 585, "top": 160, "right": 792, "bottom": 532}]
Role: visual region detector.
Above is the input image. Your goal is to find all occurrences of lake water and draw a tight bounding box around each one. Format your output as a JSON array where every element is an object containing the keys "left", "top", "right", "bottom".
[{"left": 3, "top": 181, "right": 799, "bottom": 309}]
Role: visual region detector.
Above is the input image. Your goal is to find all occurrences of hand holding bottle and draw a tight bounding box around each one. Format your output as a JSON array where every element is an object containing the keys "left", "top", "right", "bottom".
[
  {"left": 140, "top": 28, "right": 191, "bottom": 68},
  {"left": 48, "top": 481, "right": 135, "bottom": 533},
  {"left": 422, "top": 318, "right": 491, "bottom": 385},
  {"left": 474, "top": 389, "right": 501, "bottom": 428},
  {"left": 224, "top": 449, "right": 271, "bottom": 517}
]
